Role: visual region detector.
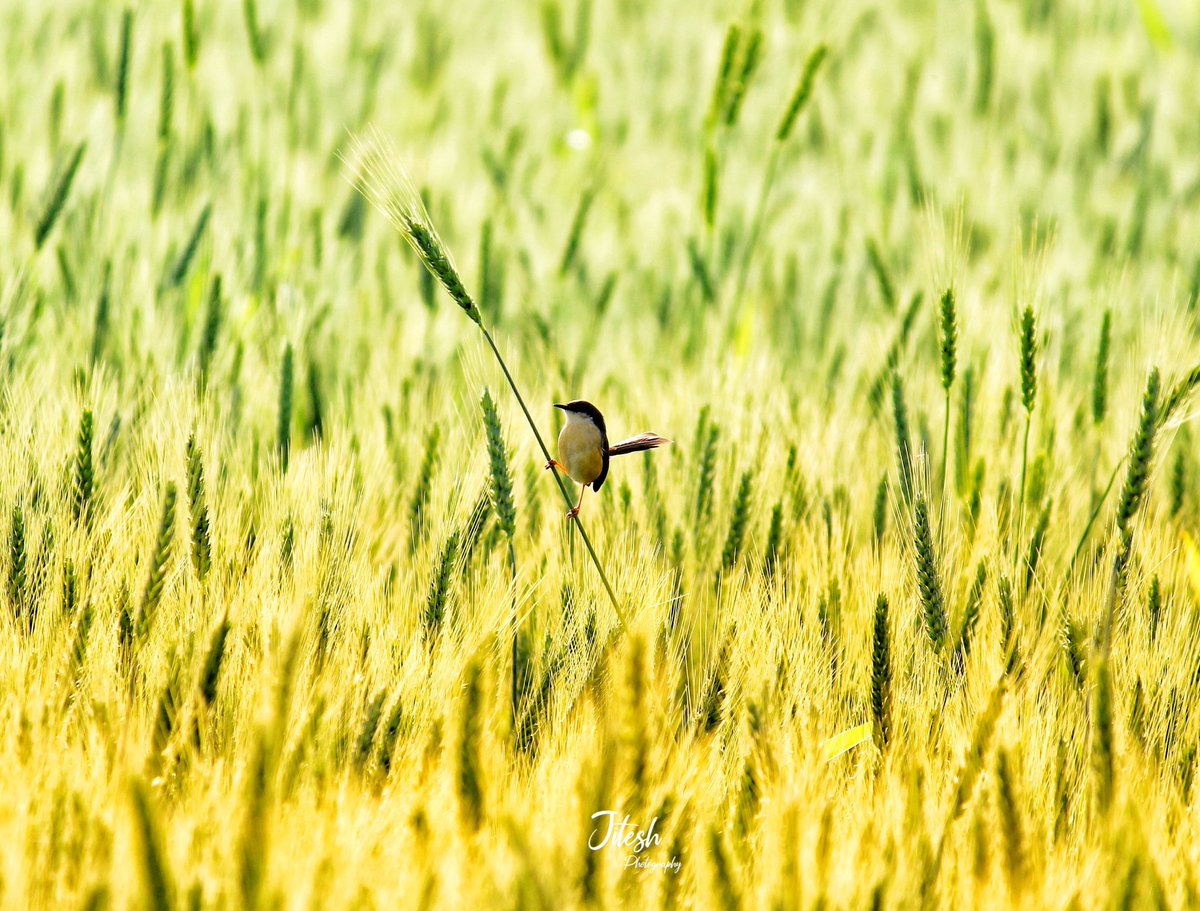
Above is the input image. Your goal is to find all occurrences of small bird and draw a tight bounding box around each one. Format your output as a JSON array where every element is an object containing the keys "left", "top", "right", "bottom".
[{"left": 545, "top": 400, "right": 671, "bottom": 518}]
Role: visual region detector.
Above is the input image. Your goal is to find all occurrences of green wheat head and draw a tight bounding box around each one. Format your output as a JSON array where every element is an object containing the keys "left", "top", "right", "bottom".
[
  {"left": 1114, "top": 367, "right": 1160, "bottom": 550},
  {"left": 345, "top": 129, "right": 481, "bottom": 325},
  {"left": 480, "top": 389, "right": 516, "bottom": 540},
  {"left": 1019, "top": 306, "right": 1037, "bottom": 414},
  {"left": 1092, "top": 309, "right": 1111, "bottom": 425},
  {"left": 706, "top": 23, "right": 741, "bottom": 129},
  {"left": 913, "top": 498, "right": 947, "bottom": 650},
  {"left": 72, "top": 408, "right": 94, "bottom": 524},
  {"left": 871, "top": 594, "right": 892, "bottom": 748},
  {"left": 775, "top": 44, "right": 829, "bottom": 142},
  {"left": 185, "top": 432, "right": 212, "bottom": 581},
  {"left": 719, "top": 470, "right": 754, "bottom": 574},
  {"left": 137, "top": 483, "right": 177, "bottom": 643},
  {"left": 424, "top": 529, "right": 459, "bottom": 641}
]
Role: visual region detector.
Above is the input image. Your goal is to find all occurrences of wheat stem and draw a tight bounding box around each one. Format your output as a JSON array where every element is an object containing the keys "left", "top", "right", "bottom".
[{"left": 480, "top": 328, "right": 626, "bottom": 626}]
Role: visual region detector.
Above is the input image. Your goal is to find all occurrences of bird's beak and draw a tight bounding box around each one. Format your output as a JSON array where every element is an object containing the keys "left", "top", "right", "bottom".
[{"left": 553, "top": 403, "right": 567, "bottom": 410}]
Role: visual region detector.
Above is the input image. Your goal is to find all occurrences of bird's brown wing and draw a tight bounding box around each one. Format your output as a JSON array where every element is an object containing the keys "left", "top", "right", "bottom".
[{"left": 592, "top": 427, "right": 611, "bottom": 491}]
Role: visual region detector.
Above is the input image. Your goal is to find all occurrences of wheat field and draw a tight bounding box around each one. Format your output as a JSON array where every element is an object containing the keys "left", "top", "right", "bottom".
[{"left": 2, "top": 0, "right": 1200, "bottom": 908}]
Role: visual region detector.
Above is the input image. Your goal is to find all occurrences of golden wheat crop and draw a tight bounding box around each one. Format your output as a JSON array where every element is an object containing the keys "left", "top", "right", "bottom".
[{"left": 2, "top": 0, "right": 1200, "bottom": 908}]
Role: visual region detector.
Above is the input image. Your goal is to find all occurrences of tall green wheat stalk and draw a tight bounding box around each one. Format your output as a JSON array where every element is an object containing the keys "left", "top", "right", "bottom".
[
  {"left": 345, "top": 129, "right": 626, "bottom": 627},
  {"left": 893, "top": 373, "right": 914, "bottom": 506},
  {"left": 733, "top": 44, "right": 828, "bottom": 300},
  {"left": 458, "top": 659, "right": 485, "bottom": 830},
  {"left": 480, "top": 388, "right": 520, "bottom": 731},
  {"left": 277, "top": 343, "right": 294, "bottom": 473},
  {"left": 1100, "top": 367, "right": 1160, "bottom": 652}
]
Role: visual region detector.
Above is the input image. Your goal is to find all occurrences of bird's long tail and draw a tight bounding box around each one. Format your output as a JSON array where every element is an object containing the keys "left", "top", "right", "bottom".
[{"left": 607, "top": 433, "right": 671, "bottom": 456}]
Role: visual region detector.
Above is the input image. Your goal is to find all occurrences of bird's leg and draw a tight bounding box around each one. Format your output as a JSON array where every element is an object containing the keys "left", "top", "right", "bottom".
[
  {"left": 544, "top": 458, "right": 564, "bottom": 472},
  {"left": 567, "top": 485, "right": 586, "bottom": 519}
]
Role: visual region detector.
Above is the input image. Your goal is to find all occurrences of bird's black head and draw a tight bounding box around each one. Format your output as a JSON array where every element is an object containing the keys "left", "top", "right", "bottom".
[{"left": 554, "top": 400, "right": 607, "bottom": 434}]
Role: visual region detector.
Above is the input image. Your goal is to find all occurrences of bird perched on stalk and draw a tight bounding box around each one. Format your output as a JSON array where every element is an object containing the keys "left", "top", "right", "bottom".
[{"left": 545, "top": 401, "right": 671, "bottom": 518}]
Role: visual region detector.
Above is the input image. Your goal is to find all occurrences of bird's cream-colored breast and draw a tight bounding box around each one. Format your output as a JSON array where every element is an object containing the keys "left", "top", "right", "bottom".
[{"left": 557, "top": 415, "right": 604, "bottom": 485}]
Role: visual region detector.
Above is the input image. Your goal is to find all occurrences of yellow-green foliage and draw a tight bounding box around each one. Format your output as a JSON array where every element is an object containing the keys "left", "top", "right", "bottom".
[{"left": 2, "top": 1, "right": 1200, "bottom": 909}]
